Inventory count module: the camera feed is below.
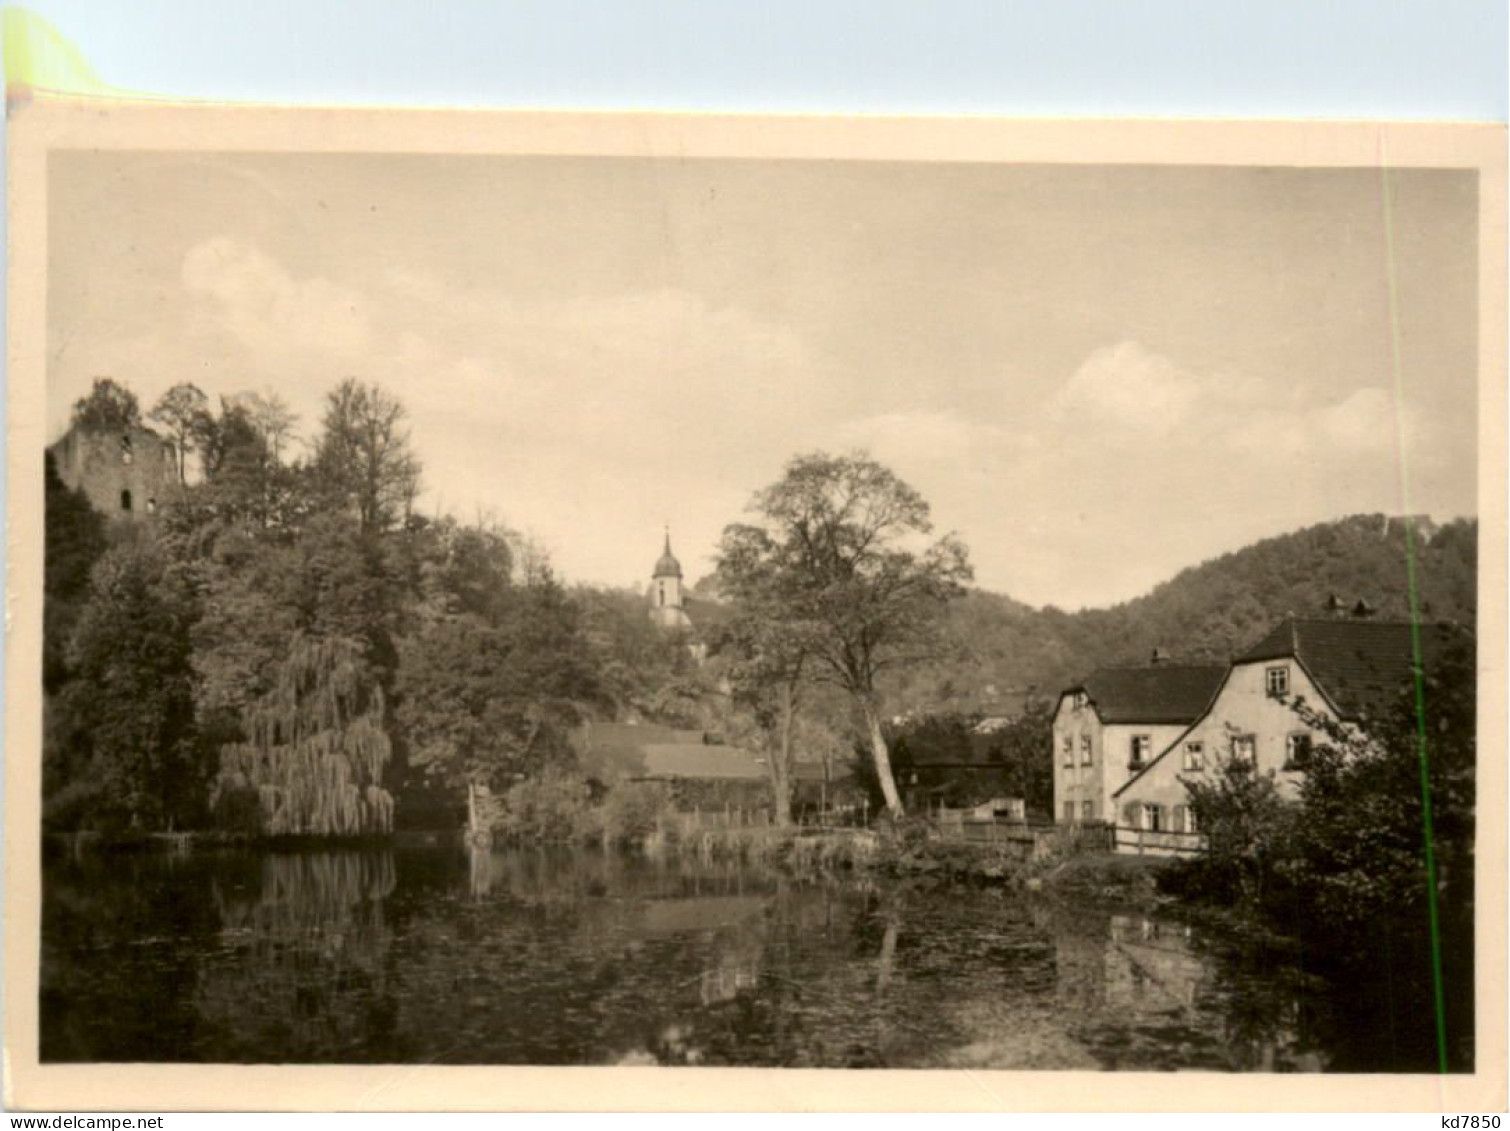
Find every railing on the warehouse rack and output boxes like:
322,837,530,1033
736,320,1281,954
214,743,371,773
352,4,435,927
932,813,1109,853
1112,825,1208,856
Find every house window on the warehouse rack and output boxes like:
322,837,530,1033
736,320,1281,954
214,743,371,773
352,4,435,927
1231,735,1256,764
146,497,157,515
1129,734,1152,767
1061,736,1074,767
120,434,134,465
1073,691,1087,710
1182,741,1205,771
1285,732,1313,770
1081,800,1094,821
1266,666,1290,696
120,489,132,512
1141,803,1163,832
1174,804,1198,834
1063,801,1075,823
1079,735,1093,766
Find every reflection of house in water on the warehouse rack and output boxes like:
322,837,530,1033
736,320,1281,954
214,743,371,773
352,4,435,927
1049,909,1206,1017
1103,914,1206,1012
1051,910,1327,1071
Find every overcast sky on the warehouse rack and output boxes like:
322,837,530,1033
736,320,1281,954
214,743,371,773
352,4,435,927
48,152,1477,609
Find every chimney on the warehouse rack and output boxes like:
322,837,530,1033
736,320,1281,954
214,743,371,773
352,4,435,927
1150,647,1172,665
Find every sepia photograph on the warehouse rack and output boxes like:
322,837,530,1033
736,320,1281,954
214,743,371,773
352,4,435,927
5,106,1505,1111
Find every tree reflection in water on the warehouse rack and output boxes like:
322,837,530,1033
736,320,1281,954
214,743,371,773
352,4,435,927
43,846,1364,1068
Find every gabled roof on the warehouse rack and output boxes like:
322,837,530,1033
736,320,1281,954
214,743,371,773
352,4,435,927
1065,665,1227,725
1236,617,1464,720
1114,615,1466,799
571,722,771,781
636,744,767,780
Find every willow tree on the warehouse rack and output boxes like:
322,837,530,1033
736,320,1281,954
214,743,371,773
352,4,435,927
716,452,972,818
213,633,395,836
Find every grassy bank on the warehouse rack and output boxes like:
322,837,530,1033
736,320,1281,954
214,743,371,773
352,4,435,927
637,819,1180,904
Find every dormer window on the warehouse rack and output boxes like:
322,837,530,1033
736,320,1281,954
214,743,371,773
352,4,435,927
1265,666,1290,696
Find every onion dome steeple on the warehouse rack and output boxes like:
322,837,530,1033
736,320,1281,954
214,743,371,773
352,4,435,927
653,527,683,580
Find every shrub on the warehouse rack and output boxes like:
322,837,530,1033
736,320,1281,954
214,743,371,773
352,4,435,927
1180,760,1300,908
599,781,676,845
493,770,597,843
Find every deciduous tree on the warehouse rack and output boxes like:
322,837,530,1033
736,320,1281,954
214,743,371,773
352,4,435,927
397,566,604,833
71,377,141,432
716,451,972,817
43,452,108,695
52,540,203,831
148,382,210,483
708,614,821,825
312,379,421,534
232,387,299,464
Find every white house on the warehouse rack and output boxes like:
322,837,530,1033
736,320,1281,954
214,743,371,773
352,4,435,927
1112,616,1464,852
1051,658,1226,825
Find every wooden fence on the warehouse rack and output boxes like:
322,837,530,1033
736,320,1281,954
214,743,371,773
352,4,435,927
930,814,1208,857
931,811,1114,855
1111,825,1208,856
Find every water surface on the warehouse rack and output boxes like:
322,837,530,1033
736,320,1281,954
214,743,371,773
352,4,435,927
42,846,1374,1069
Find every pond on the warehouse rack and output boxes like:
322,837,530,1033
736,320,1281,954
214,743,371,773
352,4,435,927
39,845,1405,1070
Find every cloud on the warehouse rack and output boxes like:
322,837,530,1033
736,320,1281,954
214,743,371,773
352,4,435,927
724,339,1439,608
55,237,1459,608
1046,340,1206,436
166,237,838,463
181,237,372,357
69,238,846,588
978,341,1435,605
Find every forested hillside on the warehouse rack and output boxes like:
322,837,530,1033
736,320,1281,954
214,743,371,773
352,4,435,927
883,514,1478,713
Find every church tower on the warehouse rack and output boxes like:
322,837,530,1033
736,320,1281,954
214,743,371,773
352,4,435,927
648,528,692,629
